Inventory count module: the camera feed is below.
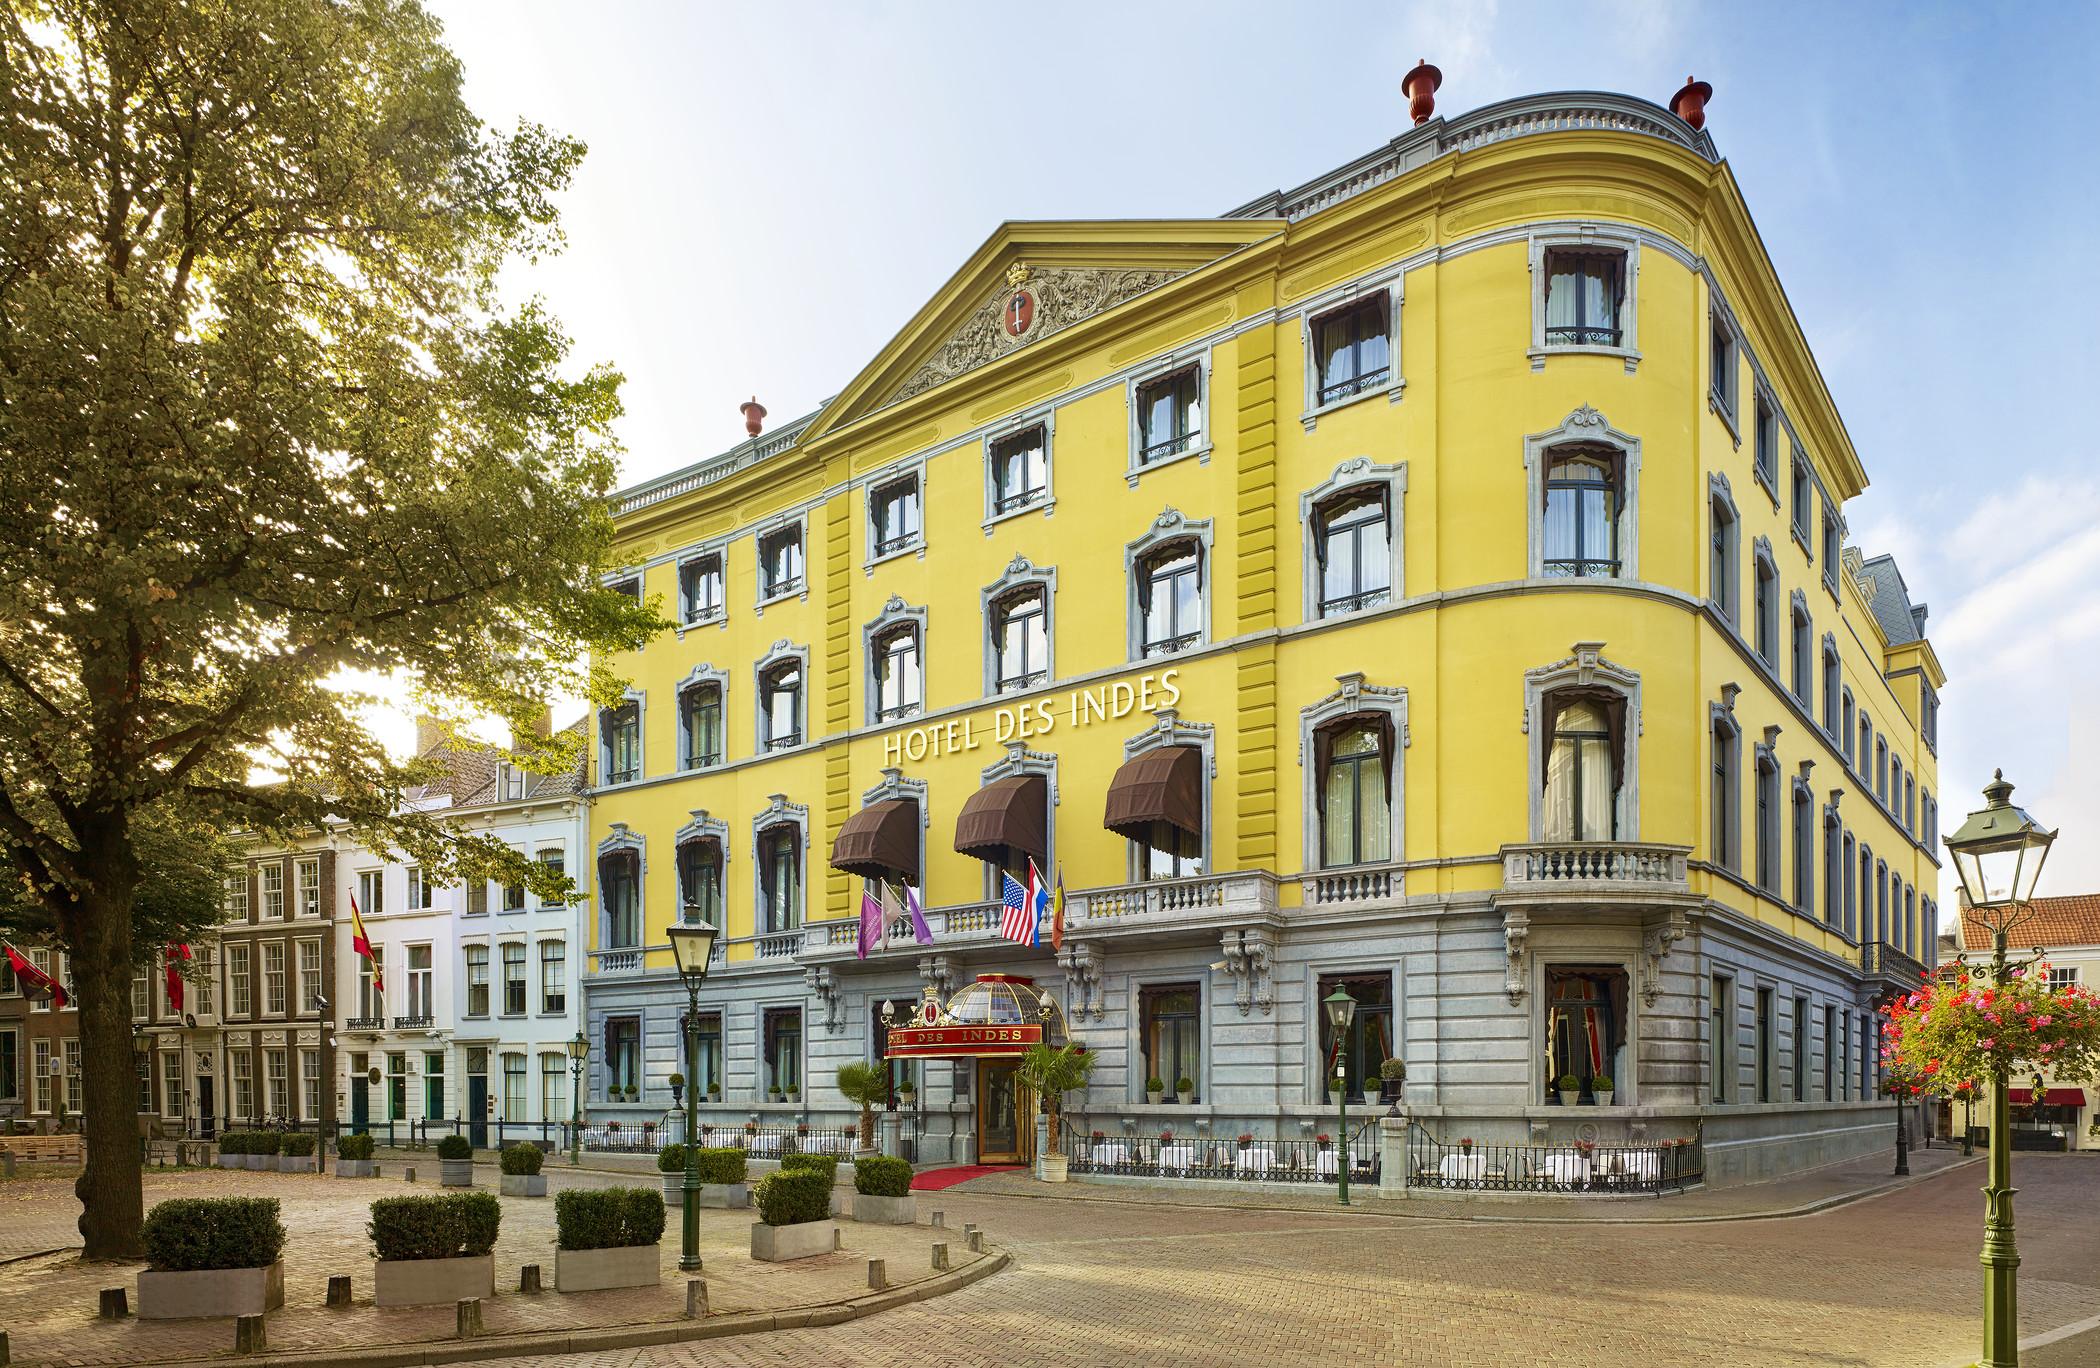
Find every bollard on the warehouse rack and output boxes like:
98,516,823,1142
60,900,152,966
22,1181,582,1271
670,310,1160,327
867,1258,886,1291
99,1286,129,1319
0,1328,9,1365
967,1229,984,1253
685,1279,708,1319
2,1151,15,1178
931,1242,949,1271
518,1264,542,1294
832,1226,843,1251
326,1275,352,1307
930,1209,944,1227
455,1297,483,1338
234,1314,266,1354
403,1167,415,1183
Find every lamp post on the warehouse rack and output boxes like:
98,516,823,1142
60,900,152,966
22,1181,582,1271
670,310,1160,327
565,1029,588,1167
1964,1090,1975,1157
1944,770,2057,1368
667,917,719,1274
1323,986,1356,1206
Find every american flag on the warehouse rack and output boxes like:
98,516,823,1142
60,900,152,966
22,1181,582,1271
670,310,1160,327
998,871,1039,948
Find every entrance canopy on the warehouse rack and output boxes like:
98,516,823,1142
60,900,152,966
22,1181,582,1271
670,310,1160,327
954,774,1047,869
884,973,1070,1058
1102,745,1201,842
2036,1087,2087,1107
830,797,919,884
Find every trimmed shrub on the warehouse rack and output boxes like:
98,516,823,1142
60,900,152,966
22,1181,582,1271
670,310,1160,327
692,1147,747,1185
554,1186,665,1251
435,1133,472,1160
853,1155,912,1198
216,1131,248,1155
337,1132,375,1161
779,1152,837,1186
250,1130,283,1156
368,1192,502,1262
142,1197,286,1271
655,1143,686,1174
753,1168,831,1227
281,1133,316,1157
500,1143,544,1176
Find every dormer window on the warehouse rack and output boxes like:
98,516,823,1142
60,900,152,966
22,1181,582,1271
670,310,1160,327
1311,296,1391,405
759,524,803,601
679,554,723,624
1542,249,1624,347
496,763,526,802
1134,365,1203,466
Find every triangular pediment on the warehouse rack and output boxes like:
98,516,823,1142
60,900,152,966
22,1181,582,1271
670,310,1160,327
799,219,1280,445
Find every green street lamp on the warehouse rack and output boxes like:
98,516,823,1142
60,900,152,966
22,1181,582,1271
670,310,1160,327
667,916,719,1274
566,1029,589,1167
1944,770,2057,1368
1323,986,1357,1206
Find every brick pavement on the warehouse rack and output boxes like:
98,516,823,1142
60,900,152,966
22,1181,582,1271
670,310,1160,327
0,1163,984,1367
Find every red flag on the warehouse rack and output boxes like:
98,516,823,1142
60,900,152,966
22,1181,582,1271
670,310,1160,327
5,944,68,1009
164,942,192,1013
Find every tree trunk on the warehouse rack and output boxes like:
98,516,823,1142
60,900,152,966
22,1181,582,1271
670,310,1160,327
63,829,144,1260
859,1103,873,1149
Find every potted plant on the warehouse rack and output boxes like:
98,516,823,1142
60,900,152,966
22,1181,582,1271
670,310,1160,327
767,1085,783,1104
896,1079,916,1105
1235,1132,1253,1150
1315,1133,1332,1151
784,1076,800,1104
437,1133,474,1187
1016,1041,1096,1184
749,1166,834,1262
1175,1075,1195,1105
781,1151,843,1214
668,1071,686,1105
606,1119,622,1136
499,1142,546,1197
335,1131,378,1178
278,1132,317,1172
850,1154,915,1224
656,1143,688,1205
215,1131,245,1169
1592,1073,1616,1107
689,1145,749,1208
1378,1057,1407,1104
369,1192,500,1306
1158,1129,1175,1145
836,1061,887,1156
136,1196,286,1319
553,1187,665,1292
1145,1075,1166,1105
247,1130,282,1171
1557,1074,1581,1107
707,1080,722,1100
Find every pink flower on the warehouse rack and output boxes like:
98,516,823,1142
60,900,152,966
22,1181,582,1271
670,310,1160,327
1979,1039,1995,1050
2034,1015,2054,1027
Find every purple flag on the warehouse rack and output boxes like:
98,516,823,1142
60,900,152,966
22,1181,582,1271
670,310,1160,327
905,883,933,946
857,889,882,960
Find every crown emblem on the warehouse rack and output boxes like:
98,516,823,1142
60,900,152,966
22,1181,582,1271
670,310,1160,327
1005,261,1032,287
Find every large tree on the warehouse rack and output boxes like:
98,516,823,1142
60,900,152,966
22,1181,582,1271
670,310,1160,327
0,0,655,1256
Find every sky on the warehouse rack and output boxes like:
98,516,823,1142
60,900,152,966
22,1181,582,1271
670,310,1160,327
423,0,2100,920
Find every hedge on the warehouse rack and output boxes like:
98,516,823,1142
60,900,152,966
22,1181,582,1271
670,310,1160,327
250,1130,283,1156
143,1197,286,1271
853,1155,912,1198
553,1186,665,1251
500,1143,544,1176
693,1147,747,1185
779,1152,837,1185
337,1132,375,1161
216,1131,247,1155
753,1169,831,1227
435,1133,472,1160
655,1143,685,1173
281,1133,316,1157
368,1192,501,1262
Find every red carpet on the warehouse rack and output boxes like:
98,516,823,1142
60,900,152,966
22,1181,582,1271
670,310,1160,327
911,1164,1024,1191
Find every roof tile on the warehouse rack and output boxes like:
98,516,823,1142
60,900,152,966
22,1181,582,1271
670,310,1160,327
1957,894,2100,952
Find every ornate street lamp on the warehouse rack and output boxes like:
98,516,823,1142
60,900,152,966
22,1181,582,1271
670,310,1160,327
565,1029,589,1167
1323,986,1357,1206
1944,770,2057,1368
667,916,719,1273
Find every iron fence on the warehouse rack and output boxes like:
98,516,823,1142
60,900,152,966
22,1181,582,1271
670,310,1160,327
1062,1123,1381,1184
1402,1124,1702,1196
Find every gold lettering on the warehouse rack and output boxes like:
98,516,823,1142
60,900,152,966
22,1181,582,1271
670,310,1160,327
1138,675,1156,712
963,717,978,751
943,719,962,755
1034,698,1055,735
883,731,902,767
994,707,1017,744
1082,687,1106,724
1160,667,1181,708
1110,679,1135,719
904,728,929,762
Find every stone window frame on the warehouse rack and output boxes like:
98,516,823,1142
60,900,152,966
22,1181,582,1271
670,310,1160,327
862,594,929,726
1753,728,1782,895
1524,954,1641,1107
597,688,646,790
1789,589,1812,702
1306,961,1402,1105
1526,225,1641,372
750,795,811,935
1789,444,1814,556
1709,690,1742,874
1708,473,1740,623
1119,709,1218,882
594,823,647,953
864,458,928,573
1820,500,1842,602
1840,687,1857,769
1790,768,1817,918
673,544,729,639
1822,792,1845,933
1124,345,1214,486
1751,536,1779,666
753,510,810,614
1300,456,1407,623
1820,633,1841,738
673,810,729,927
982,407,1057,532
674,663,728,772
1751,388,1782,508
1523,404,1641,582
1522,642,1642,844
1298,673,1408,874
1128,973,1212,1103
754,640,810,754
980,555,1058,697
1124,506,1214,663
1299,271,1406,428
1708,300,1741,441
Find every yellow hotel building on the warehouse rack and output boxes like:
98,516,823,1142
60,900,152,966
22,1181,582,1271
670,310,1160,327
585,80,1944,1187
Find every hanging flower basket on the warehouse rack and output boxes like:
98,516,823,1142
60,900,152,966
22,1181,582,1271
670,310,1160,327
1882,962,2100,1100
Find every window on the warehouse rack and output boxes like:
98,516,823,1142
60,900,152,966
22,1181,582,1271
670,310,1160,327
541,1053,566,1122
601,850,639,948
1842,832,1858,938
764,1008,802,1096
229,1051,252,1120
226,869,249,921
605,1017,640,1094
535,847,564,907
689,1010,723,1095
260,864,284,919
133,974,149,1020
134,1049,151,1112
1710,975,1733,1103
1790,449,1811,540
502,943,526,1015
496,762,526,801
679,680,723,769
1905,775,1916,835
297,939,323,1014
759,523,803,600
1823,1004,1837,1102
1140,985,1201,1099
31,1039,50,1113
296,858,321,918
29,949,58,1013
1541,249,1623,348
1875,736,1888,805
301,1048,320,1120
262,942,287,1015
540,941,566,1014
1824,811,1842,930
600,700,640,785
1821,505,1840,588
989,425,1048,515
677,838,723,927
1316,973,1393,1102
503,1052,526,1119
1756,987,1775,1103
1312,487,1392,616
1922,685,1940,751
355,945,381,1019
606,576,640,604
1841,692,1856,767
1134,364,1202,466
1791,995,1812,1103
1711,715,1739,872
1310,295,1392,404
760,659,802,750
1541,448,1621,578
1136,820,1202,881
1319,720,1392,867
467,879,488,917
990,587,1048,693
1754,394,1779,491
406,944,433,1019
265,1047,287,1119
870,475,921,558
160,1049,182,1118
1543,693,1621,842
1709,486,1738,619
500,866,525,913
679,553,723,624
1753,546,1778,664
1790,600,1811,701
1710,316,1737,420
872,624,922,722
1136,541,1203,657
1792,785,1814,915
758,825,801,933
1754,751,1779,893
1859,1014,1872,1099
384,1051,407,1119
63,1040,83,1112
405,866,433,910
0,1028,13,1101
2048,966,2080,990
464,944,490,1017
1544,966,1627,1102
1821,640,1840,734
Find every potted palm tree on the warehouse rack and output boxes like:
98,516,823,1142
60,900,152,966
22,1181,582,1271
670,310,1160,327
835,1061,886,1157
1016,1041,1096,1184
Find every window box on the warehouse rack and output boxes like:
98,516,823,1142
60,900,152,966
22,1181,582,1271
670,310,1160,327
137,1262,285,1320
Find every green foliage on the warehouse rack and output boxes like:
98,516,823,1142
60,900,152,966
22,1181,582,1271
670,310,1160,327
280,1133,316,1157
1017,1043,1098,1148
500,1143,543,1176
1557,1075,1580,1091
1378,1058,1408,1082
1145,1076,1165,1093
655,1143,685,1173
250,1131,283,1156
691,1147,747,1185
753,1169,831,1227
835,1060,886,1147
1174,1076,1194,1093
1590,1074,1614,1091
553,1187,664,1251
1883,968,2100,1096
337,1133,375,1161
853,1156,912,1198
142,1197,285,1272
780,1152,838,1185
436,1134,472,1160
368,1193,501,1262
216,1131,247,1155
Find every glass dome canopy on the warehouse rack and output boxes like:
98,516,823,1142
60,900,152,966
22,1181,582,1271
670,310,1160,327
940,974,1069,1046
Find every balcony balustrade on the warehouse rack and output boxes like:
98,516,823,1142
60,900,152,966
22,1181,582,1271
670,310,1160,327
1301,861,1405,909
591,948,645,975
392,1014,434,1030
344,1015,384,1032
1861,939,1928,986
1500,841,1691,895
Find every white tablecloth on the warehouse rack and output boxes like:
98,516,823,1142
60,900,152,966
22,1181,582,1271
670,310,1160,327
746,1133,783,1157
1091,1142,1129,1166
1437,1153,1491,1183
1603,1151,1660,1182
1314,1149,1340,1179
1233,1147,1275,1176
1158,1143,1198,1173
1536,1152,1592,1187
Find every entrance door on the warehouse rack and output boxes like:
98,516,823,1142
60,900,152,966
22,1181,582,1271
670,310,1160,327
468,1073,489,1148
195,1076,216,1139
350,1077,369,1133
976,1060,1032,1164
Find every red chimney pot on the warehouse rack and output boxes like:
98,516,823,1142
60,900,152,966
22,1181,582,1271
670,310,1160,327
740,397,767,437
1671,76,1713,130
1402,59,1443,126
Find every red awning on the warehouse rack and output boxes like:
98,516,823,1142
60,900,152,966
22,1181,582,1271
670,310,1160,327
2038,1088,2087,1107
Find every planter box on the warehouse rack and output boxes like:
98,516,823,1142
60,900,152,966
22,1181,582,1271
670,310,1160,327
216,1154,242,1170
699,1181,748,1209
440,1158,474,1187
243,1154,270,1171
373,1254,494,1307
137,1261,284,1320
554,1243,661,1292
335,1159,379,1178
750,1218,836,1262
853,1192,916,1224
1037,1154,1069,1184
500,1173,547,1197
661,1173,686,1206
277,1154,315,1173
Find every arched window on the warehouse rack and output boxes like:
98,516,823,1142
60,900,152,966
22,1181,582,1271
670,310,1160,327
1543,694,1620,841
1312,487,1392,616
1541,448,1621,578
1709,481,1739,620
599,849,639,949
1318,720,1392,867
990,586,1048,692
1137,540,1203,657
600,700,640,786
760,660,802,750
676,838,722,927
1710,713,1739,871
1754,748,1780,893
871,623,922,722
757,825,801,933
678,680,722,770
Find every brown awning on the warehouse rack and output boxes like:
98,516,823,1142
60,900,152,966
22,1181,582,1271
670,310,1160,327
954,774,1047,869
830,798,920,884
1103,746,1202,842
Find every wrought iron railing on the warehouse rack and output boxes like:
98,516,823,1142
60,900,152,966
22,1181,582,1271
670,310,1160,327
1063,1123,1381,1184
1139,431,1198,464
392,1014,433,1030
1142,631,1200,658
1402,1123,1702,1196
1318,367,1391,404
993,486,1046,515
874,532,918,557
1862,940,1927,984
344,1016,384,1032
1544,325,1623,347
1318,586,1392,616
